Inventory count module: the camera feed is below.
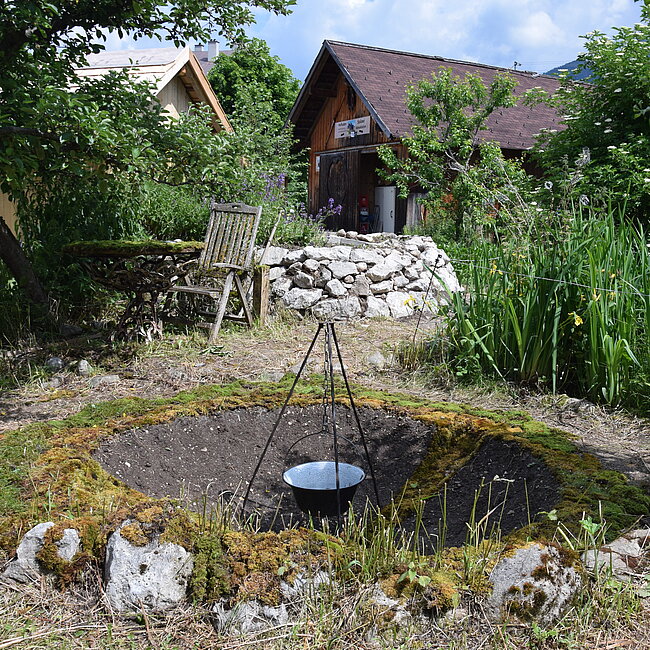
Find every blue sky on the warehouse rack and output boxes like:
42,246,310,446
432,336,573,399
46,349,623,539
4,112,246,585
106,0,645,81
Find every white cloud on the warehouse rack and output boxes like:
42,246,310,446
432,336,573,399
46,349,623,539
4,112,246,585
513,11,565,48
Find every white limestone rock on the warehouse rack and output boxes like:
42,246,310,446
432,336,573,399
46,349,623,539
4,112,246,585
269,266,285,281
487,543,582,625
211,600,289,634
304,245,351,262
370,280,393,294
366,259,402,282
385,292,414,318
312,297,362,321
259,246,289,266
282,249,306,265
282,288,323,310
393,273,409,288
271,277,293,297
104,522,193,613
350,248,384,265
406,276,432,292
325,279,347,297
1,522,81,584
280,571,330,600
365,296,391,318
329,261,358,279
293,271,315,289
303,258,320,273
350,276,371,297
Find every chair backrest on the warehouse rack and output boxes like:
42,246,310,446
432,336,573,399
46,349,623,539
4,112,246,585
198,202,262,270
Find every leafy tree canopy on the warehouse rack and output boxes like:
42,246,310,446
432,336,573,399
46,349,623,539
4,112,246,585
0,1,295,200
530,5,650,218
378,68,525,240
0,0,295,311
207,37,300,131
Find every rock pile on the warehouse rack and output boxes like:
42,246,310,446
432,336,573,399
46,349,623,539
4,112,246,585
258,233,461,320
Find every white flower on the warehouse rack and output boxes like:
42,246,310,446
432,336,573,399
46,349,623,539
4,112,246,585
605,118,612,122
604,128,612,133
614,88,622,92
594,122,601,125
607,145,617,150
644,178,650,183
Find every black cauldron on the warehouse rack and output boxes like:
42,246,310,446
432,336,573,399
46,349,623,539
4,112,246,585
283,461,365,517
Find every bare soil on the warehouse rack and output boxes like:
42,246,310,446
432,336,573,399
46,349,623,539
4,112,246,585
93,403,560,546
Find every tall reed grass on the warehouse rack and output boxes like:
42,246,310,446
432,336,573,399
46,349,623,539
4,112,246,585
439,209,650,407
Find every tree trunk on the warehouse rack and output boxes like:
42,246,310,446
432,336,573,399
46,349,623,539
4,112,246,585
0,218,50,309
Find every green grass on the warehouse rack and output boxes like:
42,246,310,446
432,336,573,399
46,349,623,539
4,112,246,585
434,208,650,409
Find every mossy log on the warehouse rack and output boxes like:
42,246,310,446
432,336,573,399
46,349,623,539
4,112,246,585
62,240,204,258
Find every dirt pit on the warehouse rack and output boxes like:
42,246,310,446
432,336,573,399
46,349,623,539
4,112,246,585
94,405,560,547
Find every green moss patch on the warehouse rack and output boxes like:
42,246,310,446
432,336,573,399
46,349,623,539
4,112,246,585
0,378,647,596
62,240,204,258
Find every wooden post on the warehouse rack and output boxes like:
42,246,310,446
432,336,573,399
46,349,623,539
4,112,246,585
252,266,270,326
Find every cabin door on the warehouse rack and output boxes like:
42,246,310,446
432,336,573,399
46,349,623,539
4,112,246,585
375,186,396,233
318,151,359,231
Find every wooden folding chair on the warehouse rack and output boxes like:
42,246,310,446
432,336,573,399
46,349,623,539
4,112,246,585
167,201,262,343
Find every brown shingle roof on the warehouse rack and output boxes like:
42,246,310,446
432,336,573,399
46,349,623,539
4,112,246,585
295,41,563,151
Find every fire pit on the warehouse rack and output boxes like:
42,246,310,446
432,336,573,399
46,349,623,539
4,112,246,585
242,322,380,521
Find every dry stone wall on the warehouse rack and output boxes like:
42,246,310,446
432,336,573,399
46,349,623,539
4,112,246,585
258,232,461,320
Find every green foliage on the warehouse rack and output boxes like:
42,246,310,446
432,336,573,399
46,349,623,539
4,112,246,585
208,37,300,129
378,68,523,240
0,0,295,308
135,182,211,241
436,207,650,407
529,8,650,220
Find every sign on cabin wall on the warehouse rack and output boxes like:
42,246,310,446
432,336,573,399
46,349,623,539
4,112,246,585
334,116,370,140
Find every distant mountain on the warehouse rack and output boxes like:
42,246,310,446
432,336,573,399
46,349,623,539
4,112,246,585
545,60,592,80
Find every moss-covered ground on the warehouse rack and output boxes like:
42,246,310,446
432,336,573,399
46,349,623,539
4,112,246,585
0,377,647,607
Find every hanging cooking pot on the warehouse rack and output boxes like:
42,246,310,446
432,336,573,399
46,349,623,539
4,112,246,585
282,432,365,517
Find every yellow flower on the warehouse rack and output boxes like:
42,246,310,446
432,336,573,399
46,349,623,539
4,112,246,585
570,312,583,326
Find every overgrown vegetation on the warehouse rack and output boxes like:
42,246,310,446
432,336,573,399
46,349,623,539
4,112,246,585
427,208,650,408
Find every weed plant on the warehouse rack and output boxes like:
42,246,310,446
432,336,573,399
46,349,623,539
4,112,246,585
434,207,650,409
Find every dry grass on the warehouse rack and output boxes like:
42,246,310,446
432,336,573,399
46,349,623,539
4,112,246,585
0,575,648,649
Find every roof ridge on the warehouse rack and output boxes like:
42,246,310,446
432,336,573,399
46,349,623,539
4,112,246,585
324,40,553,79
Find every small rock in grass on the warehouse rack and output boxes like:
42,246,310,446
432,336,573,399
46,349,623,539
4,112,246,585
89,374,120,388
77,360,92,377
45,357,65,371
1,522,81,584
487,542,582,625
104,521,193,613
211,600,289,634
365,351,388,369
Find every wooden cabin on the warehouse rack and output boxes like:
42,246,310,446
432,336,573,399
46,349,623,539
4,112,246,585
2,46,231,235
289,41,563,234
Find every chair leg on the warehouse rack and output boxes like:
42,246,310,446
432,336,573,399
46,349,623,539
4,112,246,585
208,272,235,343
234,273,254,326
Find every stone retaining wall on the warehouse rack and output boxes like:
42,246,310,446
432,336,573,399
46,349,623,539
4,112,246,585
258,232,461,320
